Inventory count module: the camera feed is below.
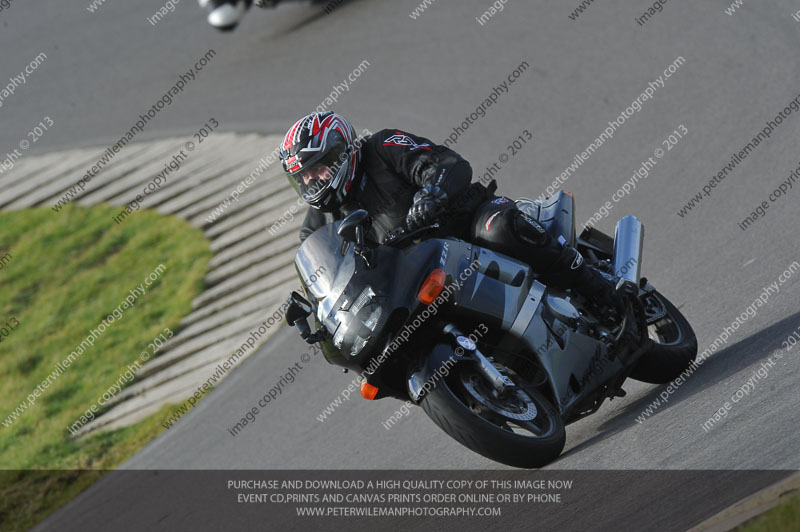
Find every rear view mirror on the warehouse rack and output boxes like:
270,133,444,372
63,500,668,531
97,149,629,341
285,291,312,326
337,209,370,245
285,291,314,340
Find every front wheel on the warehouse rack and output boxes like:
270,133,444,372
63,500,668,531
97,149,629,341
629,290,698,384
418,362,566,469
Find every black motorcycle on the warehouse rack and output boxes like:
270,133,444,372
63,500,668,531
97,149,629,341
285,191,697,468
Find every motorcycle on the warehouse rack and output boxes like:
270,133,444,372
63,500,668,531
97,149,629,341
198,0,333,31
285,191,698,468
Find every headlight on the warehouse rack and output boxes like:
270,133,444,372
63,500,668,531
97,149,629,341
363,306,382,331
334,287,382,357
351,286,375,313
333,324,346,348
350,335,369,357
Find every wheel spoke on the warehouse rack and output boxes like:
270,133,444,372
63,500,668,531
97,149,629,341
648,314,683,346
514,418,551,437
446,360,562,440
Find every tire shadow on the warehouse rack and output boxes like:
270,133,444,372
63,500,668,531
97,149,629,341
560,311,800,458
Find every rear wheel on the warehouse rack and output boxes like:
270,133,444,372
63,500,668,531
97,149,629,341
418,360,566,469
629,290,697,384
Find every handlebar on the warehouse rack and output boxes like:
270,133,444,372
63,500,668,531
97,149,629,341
383,223,441,248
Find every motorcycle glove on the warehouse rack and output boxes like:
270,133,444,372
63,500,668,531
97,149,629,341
406,184,447,231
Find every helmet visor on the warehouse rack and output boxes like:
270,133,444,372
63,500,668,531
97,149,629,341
291,139,348,203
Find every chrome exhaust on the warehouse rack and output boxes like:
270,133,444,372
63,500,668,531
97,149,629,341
613,215,644,284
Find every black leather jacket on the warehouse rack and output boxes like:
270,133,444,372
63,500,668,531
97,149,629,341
299,129,483,243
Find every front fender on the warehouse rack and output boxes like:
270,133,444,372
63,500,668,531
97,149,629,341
407,342,471,403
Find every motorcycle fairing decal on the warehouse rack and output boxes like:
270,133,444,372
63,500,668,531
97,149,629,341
570,252,583,270
383,132,432,151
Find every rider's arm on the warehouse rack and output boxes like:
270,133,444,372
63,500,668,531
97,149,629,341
372,129,473,200
299,208,327,242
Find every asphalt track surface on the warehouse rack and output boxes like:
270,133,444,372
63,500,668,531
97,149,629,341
3,0,799,530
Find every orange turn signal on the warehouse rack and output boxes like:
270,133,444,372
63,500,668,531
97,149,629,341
418,268,446,305
361,381,379,400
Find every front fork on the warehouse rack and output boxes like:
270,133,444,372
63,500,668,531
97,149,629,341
408,324,515,402
442,324,515,394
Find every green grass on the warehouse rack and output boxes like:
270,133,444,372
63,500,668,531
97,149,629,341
737,492,800,532
0,204,212,530
0,403,183,532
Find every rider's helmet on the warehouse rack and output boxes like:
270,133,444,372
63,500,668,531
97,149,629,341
279,112,361,212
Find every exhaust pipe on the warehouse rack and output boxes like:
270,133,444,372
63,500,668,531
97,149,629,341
613,215,644,284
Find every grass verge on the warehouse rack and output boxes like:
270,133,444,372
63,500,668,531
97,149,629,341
0,204,212,530
736,492,800,531
0,403,185,531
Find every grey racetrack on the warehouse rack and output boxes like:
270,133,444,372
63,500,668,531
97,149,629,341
4,0,799,530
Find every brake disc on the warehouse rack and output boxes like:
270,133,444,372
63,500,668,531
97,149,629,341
460,371,538,421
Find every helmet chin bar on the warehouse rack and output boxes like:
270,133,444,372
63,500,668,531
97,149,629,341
302,183,330,205
299,153,353,210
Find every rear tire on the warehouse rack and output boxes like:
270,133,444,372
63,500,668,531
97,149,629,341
419,364,566,469
629,291,697,384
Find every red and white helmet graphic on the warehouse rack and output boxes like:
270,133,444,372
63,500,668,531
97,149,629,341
279,112,361,211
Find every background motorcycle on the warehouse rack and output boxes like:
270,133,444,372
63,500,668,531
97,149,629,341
198,0,334,31
286,191,698,468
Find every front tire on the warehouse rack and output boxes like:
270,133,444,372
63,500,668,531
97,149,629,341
419,363,566,469
629,290,697,384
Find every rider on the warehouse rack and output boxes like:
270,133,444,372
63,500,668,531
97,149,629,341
278,111,622,312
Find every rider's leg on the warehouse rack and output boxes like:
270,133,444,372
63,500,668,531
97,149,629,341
470,197,623,313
